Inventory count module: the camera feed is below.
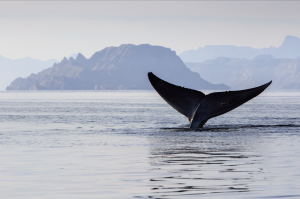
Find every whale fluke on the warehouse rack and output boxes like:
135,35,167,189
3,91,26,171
148,72,272,129
148,72,205,122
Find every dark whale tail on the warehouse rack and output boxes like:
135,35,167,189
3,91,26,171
148,72,272,129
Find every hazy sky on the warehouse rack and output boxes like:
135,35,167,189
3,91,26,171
1,1,300,61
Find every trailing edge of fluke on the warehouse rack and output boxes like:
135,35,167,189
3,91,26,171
148,72,272,129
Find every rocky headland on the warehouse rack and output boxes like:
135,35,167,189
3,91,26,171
6,44,229,90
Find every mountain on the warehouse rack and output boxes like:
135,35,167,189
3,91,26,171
275,36,300,58
0,55,57,91
6,44,229,91
186,55,300,90
180,35,300,63
67,53,78,59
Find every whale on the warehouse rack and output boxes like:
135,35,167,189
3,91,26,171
148,72,272,129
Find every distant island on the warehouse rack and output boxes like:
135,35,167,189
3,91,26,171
186,55,300,90
6,44,229,91
6,35,300,91
0,55,57,91
179,35,300,63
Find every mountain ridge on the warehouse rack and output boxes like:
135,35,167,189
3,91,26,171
0,55,57,91
186,55,300,90
180,35,300,63
7,44,229,91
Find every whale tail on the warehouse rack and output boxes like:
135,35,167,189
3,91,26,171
148,72,272,128
148,72,205,122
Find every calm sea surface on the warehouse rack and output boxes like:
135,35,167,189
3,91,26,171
0,91,300,198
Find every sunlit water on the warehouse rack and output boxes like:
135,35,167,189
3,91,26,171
0,91,300,198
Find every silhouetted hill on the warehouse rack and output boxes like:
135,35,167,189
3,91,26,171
0,55,57,91
7,44,229,91
275,36,300,58
180,35,300,62
186,55,300,90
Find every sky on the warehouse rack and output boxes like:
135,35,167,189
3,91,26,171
0,1,300,61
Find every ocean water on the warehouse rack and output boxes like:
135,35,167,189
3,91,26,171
0,90,300,198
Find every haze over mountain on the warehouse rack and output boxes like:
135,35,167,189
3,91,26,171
68,53,78,60
6,44,229,91
186,55,300,90
180,35,300,63
0,55,57,91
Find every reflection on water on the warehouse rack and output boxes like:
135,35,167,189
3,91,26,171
1,91,300,198
147,128,267,198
